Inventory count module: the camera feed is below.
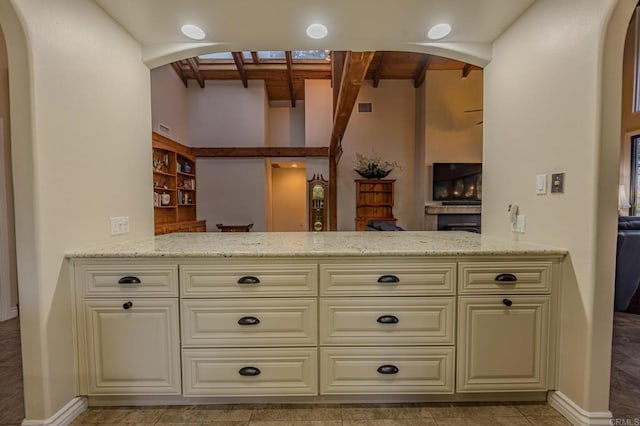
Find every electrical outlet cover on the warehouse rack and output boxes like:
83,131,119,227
551,173,565,193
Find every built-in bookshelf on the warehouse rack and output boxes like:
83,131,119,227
152,132,205,235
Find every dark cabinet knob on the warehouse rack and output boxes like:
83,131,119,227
376,315,399,324
238,316,260,326
122,301,133,310
503,299,513,307
495,273,517,282
237,276,260,284
118,276,141,285
377,275,400,284
377,364,399,375
238,367,261,376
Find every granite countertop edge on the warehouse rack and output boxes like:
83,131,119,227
65,232,569,259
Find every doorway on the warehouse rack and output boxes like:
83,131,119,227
270,161,307,232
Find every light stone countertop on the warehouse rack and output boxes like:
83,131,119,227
65,231,567,258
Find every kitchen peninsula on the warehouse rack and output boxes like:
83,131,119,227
67,231,566,405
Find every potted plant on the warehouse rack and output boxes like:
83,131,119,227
354,152,401,179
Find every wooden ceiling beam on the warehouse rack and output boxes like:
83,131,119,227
187,57,205,88
331,51,346,112
170,62,188,87
285,51,296,108
373,52,385,88
251,51,260,64
231,52,249,88
330,51,375,156
190,146,329,158
462,63,472,78
413,54,432,88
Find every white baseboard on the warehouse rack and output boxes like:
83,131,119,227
548,391,612,425
22,397,87,426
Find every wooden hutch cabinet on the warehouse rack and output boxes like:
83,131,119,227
152,132,206,235
355,179,396,231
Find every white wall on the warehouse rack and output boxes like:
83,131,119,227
269,101,305,147
187,80,266,147
305,80,332,148
483,0,630,412
151,64,188,143
197,158,267,231
0,25,17,312
188,80,268,230
1,0,153,420
425,70,483,201
339,80,417,230
271,167,307,231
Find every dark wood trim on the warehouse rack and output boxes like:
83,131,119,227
329,155,338,231
462,63,472,78
170,62,188,87
285,51,296,107
373,52,385,88
190,147,330,158
231,52,249,88
330,51,375,155
413,54,432,88
331,51,346,112
251,51,260,64
187,57,205,88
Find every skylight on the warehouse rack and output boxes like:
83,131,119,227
257,51,286,60
292,50,329,60
198,51,253,61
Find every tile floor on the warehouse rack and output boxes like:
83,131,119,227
71,402,569,426
0,317,23,426
3,312,640,424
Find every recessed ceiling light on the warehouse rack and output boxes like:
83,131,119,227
427,23,452,40
306,23,328,39
181,24,206,40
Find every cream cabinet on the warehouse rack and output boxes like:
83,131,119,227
72,254,561,402
73,260,181,396
457,295,550,392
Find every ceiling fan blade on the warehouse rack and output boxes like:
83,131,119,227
464,108,483,113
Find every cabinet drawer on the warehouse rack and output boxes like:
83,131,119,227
320,347,454,395
319,297,454,346
182,348,318,396
320,262,456,296
83,299,181,395
181,298,317,347
180,263,317,298
75,261,178,298
457,295,550,392
458,261,552,294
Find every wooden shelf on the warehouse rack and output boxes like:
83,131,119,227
153,132,205,235
355,179,396,231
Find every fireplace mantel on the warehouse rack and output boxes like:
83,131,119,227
424,205,482,231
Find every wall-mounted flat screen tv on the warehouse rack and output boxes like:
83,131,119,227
432,163,482,203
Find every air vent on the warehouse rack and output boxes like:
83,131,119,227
158,123,171,135
358,102,372,113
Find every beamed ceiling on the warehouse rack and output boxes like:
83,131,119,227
171,51,481,104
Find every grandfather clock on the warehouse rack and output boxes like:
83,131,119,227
307,174,329,231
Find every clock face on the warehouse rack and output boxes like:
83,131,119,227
312,184,325,200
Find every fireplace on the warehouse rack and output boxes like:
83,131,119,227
436,213,481,233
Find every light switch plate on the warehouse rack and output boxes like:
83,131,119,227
110,217,129,235
536,174,547,195
551,173,565,193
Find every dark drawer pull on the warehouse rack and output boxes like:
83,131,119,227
377,364,399,375
238,316,260,326
122,301,133,310
118,276,141,285
238,366,261,376
495,273,517,282
377,315,399,324
237,276,260,284
503,298,513,307
377,275,400,284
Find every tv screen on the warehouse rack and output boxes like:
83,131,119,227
432,163,482,202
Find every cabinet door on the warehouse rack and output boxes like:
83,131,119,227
84,299,181,395
457,295,550,392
